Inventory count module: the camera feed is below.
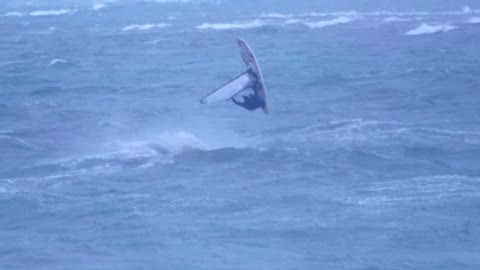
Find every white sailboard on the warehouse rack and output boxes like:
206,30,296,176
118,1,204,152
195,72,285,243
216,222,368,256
200,39,268,114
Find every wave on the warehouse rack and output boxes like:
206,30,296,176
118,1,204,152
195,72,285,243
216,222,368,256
261,7,480,20
467,17,480,24
3,11,26,17
197,19,265,30
383,16,411,22
285,119,480,146
287,119,408,143
285,19,302,25
85,132,209,168
351,175,480,206
151,0,190,2
305,11,359,17
1,131,257,183
0,135,36,150
405,23,456,35
92,3,107,11
260,12,293,18
49,58,69,66
4,132,210,182
85,132,209,167
304,16,355,29
463,5,473,14
305,10,428,17
122,23,170,31
29,9,76,17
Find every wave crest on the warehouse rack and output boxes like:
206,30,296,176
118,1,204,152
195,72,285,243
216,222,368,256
122,23,170,31
468,17,480,24
3,11,26,17
304,16,355,29
197,20,264,30
49,58,69,66
405,23,456,35
30,9,76,17
260,13,293,18
92,3,107,11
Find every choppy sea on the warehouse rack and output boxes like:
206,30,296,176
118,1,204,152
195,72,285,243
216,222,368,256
1,1,480,269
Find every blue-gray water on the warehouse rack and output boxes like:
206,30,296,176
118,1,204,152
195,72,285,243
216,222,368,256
1,1,480,269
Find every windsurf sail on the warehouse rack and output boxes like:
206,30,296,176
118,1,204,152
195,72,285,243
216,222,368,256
200,39,268,114
200,72,253,104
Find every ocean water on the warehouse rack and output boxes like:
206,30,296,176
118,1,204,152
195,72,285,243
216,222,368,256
1,1,480,269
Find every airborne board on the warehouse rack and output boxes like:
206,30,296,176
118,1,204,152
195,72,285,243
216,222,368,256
199,39,268,114
236,38,268,114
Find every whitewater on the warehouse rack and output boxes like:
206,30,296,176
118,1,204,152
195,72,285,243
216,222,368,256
1,1,480,269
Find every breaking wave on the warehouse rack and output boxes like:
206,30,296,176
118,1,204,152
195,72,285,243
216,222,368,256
94,132,209,168
349,175,480,206
468,17,480,24
197,19,265,30
284,119,480,146
122,23,171,31
29,9,76,17
3,11,26,17
285,19,301,24
261,7,480,20
405,23,456,35
383,16,411,22
3,132,212,182
92,3,107,11
304,16,355,29
151,0,190,2
49,58,69,66
260,12,293,18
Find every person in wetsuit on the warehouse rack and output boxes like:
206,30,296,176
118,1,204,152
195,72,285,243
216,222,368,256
231,70,265,111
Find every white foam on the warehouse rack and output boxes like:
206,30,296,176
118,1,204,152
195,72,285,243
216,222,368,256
122,23,170,31
30,9,75,17
305,10,359,17
285,19,302,24
290,9,480,18
261,12,293,18
4,11,26,17
355,175,480,206
49,58,68,66
304,16,354,29
92,3,107,10
463,6,473,14
145,38,166,45
155,131,207,154
383,16,410,22
197,19,265,30
153,0,190,2
405,23,456,35
468,17,480,24
100,131,208,167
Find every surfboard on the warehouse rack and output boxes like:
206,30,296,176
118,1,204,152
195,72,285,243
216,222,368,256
200,39,268,114
236,38,268,114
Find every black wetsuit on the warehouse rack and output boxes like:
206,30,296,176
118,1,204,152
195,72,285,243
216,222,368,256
232,70,265,111
232,93,265,111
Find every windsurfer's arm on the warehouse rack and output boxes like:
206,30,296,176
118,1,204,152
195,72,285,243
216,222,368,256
232,97,241,105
